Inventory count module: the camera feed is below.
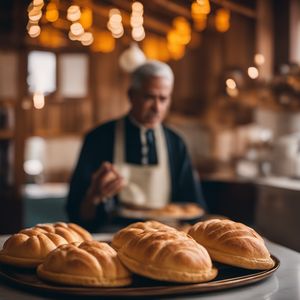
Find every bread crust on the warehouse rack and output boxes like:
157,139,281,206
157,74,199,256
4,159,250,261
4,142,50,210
37,241,132,287
0,222,92,268
115,224,217,283
111,220,176,250
188,219,275,270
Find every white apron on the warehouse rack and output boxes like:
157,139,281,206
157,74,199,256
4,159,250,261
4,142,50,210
114,119,170,209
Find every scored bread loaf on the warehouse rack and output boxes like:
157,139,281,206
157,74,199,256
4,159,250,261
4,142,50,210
117,228,217,283
111,220,177,250
0,222,92,268
37,240,132,287
188,219,275,270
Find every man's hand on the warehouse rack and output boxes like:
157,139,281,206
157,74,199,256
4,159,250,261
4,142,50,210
87,162,125,205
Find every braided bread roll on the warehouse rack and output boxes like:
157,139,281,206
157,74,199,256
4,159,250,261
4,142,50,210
37,241,132,287
111,220,177,250
188,219,275,270
117,228,217,283
0,222,92,268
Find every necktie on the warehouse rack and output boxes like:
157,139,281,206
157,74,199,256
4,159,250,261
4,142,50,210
141,129,157,165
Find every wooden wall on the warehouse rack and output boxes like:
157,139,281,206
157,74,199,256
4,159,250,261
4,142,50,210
89,12,256,126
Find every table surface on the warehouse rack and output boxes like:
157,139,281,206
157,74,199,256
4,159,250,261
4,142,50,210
0,234,299,300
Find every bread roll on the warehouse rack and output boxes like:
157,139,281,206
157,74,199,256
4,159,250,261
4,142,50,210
117,229,217,283
111,220,176,250
0,222,92,268
153,203,204,218
37,241,132,287
188,219,275,270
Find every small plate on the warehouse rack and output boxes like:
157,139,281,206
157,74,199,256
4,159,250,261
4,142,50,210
117,203,205,223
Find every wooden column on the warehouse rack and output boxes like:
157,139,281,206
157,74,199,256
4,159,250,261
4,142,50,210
256,0,274,80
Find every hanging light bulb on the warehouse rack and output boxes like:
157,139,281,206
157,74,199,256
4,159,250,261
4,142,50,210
28,24,41,38
70,22,84,36
191,2,207,31
215,8,230,32
108,8,124,39
254,53,265,66
248,67,259,79
67,5,81,22
45,2,59,23
119,43,146,73
196,0,211,15
33,92,45,109
80,8,93,29
79,32,94,46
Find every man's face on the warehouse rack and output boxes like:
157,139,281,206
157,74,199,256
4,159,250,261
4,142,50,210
129,76,173,128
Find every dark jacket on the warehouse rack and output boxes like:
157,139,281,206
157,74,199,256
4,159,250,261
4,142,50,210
66,116,206,231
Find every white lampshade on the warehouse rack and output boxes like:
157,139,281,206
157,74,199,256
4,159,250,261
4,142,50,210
119,43,146,73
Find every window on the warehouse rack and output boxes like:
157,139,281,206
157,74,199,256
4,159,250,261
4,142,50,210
27,51,56,94
59,53,88,98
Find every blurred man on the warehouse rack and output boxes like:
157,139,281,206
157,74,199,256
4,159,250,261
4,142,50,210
66,60,206,231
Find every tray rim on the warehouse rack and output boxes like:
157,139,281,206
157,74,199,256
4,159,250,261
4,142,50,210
0,255,280,297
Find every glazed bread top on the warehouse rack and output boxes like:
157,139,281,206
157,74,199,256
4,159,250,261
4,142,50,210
0,222,92,268
117,228,217,283
111,220,177,250
37,240,132,287
188,219,275,270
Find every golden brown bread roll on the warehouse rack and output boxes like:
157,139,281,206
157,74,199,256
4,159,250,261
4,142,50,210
0,222,92,268
37,240,132,287
188,219,275,270
111,220,177,250
153,203,204,218
117,229,217,283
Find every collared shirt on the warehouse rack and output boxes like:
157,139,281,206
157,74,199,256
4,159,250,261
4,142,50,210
125,117,158,165
66,115,207,231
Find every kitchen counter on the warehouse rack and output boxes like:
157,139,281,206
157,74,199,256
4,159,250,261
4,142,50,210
0,234,299,300
203,172,300,191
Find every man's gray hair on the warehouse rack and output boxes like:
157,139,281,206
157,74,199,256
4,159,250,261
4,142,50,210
130,60,174,90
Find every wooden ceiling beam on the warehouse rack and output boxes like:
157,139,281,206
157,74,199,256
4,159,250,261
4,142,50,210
210,0,257,19
151,0,191,19
149,0,256,19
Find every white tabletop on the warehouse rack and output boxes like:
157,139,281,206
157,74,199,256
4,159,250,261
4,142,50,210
0,234,299,300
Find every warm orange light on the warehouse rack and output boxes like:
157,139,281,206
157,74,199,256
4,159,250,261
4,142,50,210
39,28,66,47
167,29,181,45
143,37,170,62
194,17,207,31
143,37,158,60
80,8,93,29
215,8,230,32
191,2,208,31
91,31,116,53
196,0,211,14
45,3,59,23
168,43,185,60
